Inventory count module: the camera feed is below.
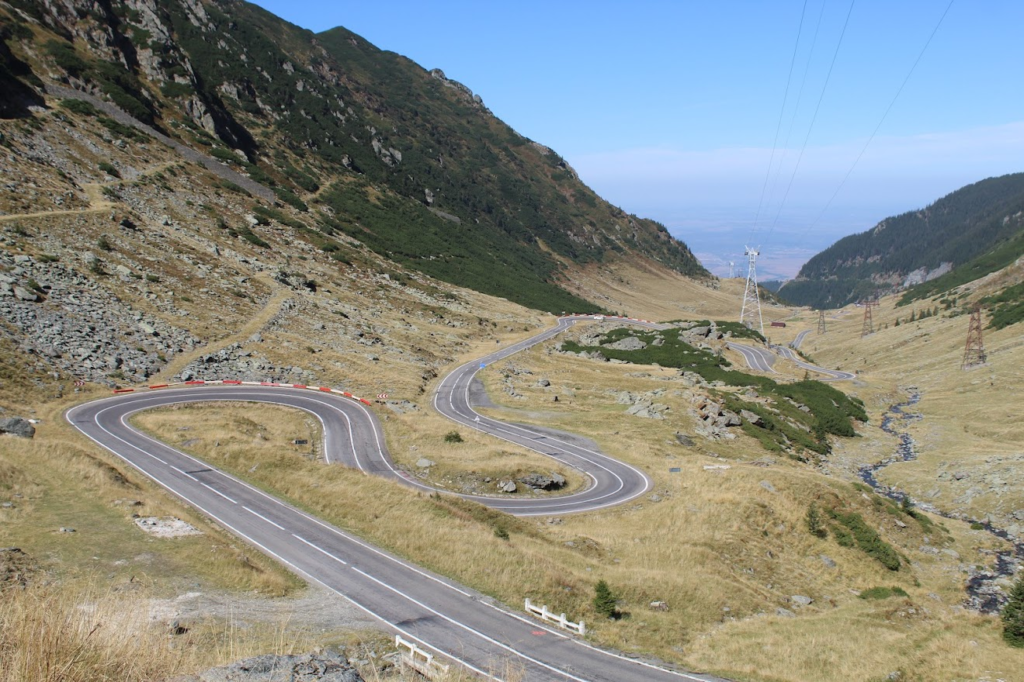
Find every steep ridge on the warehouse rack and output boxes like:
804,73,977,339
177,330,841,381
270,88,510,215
781,173,1024,309
0,0,709,313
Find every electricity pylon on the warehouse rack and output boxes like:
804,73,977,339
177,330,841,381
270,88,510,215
739,246,764,338
861,299,879,337
817,309,826,335
962,305,987,369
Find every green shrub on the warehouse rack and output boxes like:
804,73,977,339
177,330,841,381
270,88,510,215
1004,576,1024,647
96,235,113,252
145,274,160,283
443,431,463,444
859,586,909,600
806,503,828,538
98,162,120,178
828,509,901,571
59,99,98,116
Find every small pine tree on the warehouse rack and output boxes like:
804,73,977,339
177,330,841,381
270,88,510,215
593,579,618,619
806,503,828,538
1003,575,1024,647
909,310,916,322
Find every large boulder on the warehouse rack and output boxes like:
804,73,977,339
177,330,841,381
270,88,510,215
0,417,35,439
605,336,647,351
519,472,567,491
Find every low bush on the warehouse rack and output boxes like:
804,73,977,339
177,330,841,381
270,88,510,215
859,586,909,600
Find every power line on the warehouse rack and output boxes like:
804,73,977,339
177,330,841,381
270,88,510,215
763,0,857,246
750,0,809,241
807,0,955,230
761,0,828,237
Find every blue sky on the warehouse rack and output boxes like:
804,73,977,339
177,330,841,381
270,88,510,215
251,1,1024,279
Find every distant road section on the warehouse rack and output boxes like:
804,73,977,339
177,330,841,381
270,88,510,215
730,335,855,382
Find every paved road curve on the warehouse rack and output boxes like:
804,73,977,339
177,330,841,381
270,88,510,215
66,317,722,682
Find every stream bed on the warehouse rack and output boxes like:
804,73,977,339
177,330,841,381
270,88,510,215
858,389,1022,614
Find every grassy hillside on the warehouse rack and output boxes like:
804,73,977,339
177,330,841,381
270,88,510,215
0,0,708,313
781,173,1024,309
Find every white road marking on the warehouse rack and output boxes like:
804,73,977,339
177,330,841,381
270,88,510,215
292,533,348,565
243,505,285,529
170,464,197,481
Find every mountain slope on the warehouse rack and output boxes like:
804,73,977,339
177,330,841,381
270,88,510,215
780,173,1024,309
0,0,708,313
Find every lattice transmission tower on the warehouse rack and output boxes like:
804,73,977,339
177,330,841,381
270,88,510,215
739,246,764,338
961,305,987,369
861,299,879,337
817,309,826,335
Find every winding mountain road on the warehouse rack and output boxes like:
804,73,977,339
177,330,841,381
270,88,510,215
66,316,720,682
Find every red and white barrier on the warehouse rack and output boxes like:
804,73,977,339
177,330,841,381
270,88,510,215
110,377,381,408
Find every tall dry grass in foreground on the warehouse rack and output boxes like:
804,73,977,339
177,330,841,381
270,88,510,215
0,583,343,682
0,584,202,682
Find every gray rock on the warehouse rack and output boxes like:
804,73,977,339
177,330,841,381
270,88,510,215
12,286,38,302
675,432,696,447
820,555,836,568
415,458,435,469
775,607,795,618
169,651,363,682
740,409,763,426
649,600,669,611
790,595,813,607
537,378,551,387
759,480,776,493
519,472,566,491
606,336,647,351
497,480,517,493
0,417,34,438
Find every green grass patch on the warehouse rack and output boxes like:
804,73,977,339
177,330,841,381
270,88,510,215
827,509,902,571
562,326,866,455
859,586,909,600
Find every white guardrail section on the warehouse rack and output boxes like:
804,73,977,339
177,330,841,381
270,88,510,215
395,635,450,679
524,598,586,635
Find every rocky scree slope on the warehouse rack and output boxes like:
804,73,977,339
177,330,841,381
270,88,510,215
1,0,709,314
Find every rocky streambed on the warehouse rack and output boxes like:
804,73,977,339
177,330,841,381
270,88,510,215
859,389,1023,613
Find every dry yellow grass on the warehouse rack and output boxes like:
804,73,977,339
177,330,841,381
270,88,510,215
128,387,1022,681
774,293,1024,534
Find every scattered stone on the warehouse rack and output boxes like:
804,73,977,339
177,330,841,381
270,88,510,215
169,650,364,682
537,378,551,387
675,432,696,447
134,517,203,538
820,555,837,568
59,527,76,533
415,458,435,469
497,480,517,493
0,417,35,438
649,600,669,611
790,595,813,607
775,607,795,618
759,480,776,493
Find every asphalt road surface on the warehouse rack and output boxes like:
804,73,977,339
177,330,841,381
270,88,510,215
66,316,723,682
726,342,778,373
